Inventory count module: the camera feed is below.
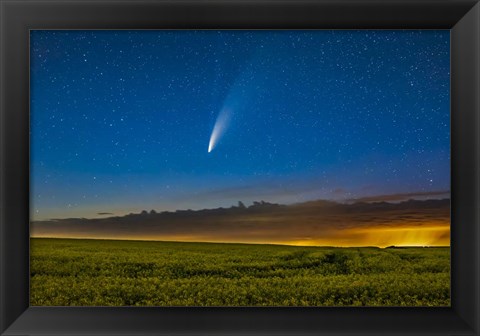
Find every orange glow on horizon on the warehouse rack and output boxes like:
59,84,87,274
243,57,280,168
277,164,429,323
31,224,450,248
279,225,450,247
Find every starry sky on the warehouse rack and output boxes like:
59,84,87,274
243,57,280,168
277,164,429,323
30,30,450,220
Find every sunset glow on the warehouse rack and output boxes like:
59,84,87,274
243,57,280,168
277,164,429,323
32,226,450,248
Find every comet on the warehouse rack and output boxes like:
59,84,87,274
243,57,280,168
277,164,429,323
207,56,258,153
208,108,232,153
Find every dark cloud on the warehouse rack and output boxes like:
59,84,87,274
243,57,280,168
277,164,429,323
347,190,450,203
31,198,450,247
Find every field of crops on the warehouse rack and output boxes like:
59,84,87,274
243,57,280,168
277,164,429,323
30,238,450,306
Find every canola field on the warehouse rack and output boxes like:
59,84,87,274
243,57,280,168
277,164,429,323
30,238,450,306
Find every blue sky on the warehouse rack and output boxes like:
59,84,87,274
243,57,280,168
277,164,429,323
30,30,450,219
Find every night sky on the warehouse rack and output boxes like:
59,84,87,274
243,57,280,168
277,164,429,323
30,30,450,220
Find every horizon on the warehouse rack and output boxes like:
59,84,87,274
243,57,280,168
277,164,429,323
29,236,451,249
31,196,451,247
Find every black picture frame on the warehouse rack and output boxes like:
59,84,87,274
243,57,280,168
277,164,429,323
1,0,479,335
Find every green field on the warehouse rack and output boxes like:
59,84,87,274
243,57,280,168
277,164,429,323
30,238,450,306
